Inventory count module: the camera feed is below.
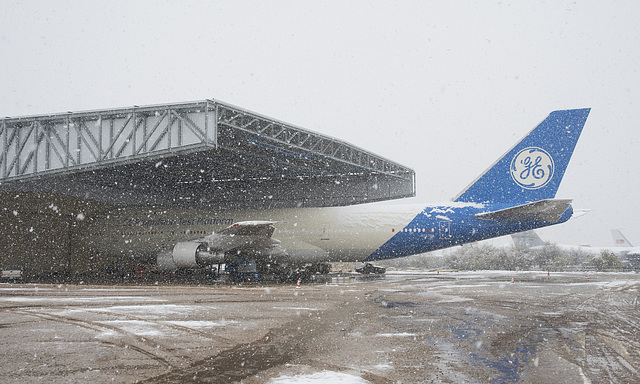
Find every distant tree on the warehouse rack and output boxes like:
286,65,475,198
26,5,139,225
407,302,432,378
444,246,473,270
467,244,493,270
383,252,447,269
566,248,592,267
441,242,606,272
547,252,572,272
587,250,623,271
531,244,564,270
444,244,529,271
510,245,536,270
602,250,623,270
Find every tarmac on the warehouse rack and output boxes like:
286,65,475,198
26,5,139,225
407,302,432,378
1,271,639,383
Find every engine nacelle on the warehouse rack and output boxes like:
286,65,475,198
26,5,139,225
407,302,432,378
158,241,225,270
172,241,204,268
157,250,178,271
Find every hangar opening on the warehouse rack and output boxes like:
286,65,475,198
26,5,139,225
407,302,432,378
0,99,415,280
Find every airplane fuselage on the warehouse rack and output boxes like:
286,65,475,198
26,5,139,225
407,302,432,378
82,200,573,265
79,108,589,274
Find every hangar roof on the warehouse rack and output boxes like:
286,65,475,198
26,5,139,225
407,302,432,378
0,100,415,209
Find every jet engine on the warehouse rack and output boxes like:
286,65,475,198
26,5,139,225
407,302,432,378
157,241,225,271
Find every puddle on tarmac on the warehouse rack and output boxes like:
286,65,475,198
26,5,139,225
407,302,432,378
145,339,301,383
380,300,537,383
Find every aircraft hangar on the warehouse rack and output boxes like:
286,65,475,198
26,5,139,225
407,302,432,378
0,99,415,279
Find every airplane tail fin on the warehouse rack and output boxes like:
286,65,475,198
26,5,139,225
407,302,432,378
454,109,590,203
611,229,634,247
511,230,546,248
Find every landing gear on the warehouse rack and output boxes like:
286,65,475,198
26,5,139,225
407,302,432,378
224,259,332,283
225,258,262,282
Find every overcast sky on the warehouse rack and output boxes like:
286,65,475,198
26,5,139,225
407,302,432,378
1,1,639,248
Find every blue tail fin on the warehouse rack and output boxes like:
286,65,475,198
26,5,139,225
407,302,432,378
454,108,590,203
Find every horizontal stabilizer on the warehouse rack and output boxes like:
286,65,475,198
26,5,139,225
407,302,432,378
570,209,591,220
475,199,572,223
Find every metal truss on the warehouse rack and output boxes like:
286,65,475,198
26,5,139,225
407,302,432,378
0,99,413,182
215,102,410,176
0,101,217,181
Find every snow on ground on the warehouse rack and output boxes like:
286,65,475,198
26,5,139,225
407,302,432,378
267,370,370,384
1,271,639,382
598,280,640,291
98,320,168,337
165,320,238,328
86,304,203,316
375,332,418,338
0,296,164,303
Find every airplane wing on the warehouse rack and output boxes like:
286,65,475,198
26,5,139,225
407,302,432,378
475,199,572,223
206,221,282,254
217,221,277,237
162,221,286,270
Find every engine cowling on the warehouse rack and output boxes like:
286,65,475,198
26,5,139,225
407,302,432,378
158,241,225,270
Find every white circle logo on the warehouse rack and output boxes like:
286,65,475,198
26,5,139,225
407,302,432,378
510,147,554,189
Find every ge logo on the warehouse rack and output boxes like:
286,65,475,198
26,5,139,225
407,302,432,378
510,147,554,189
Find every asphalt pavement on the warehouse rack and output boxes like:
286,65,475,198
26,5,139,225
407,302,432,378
1,271,639,383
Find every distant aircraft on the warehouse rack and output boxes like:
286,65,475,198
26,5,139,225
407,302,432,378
611,229,637,249
81,109,591,280
511,228,640,270
510,230,547,249
611,229,640,269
